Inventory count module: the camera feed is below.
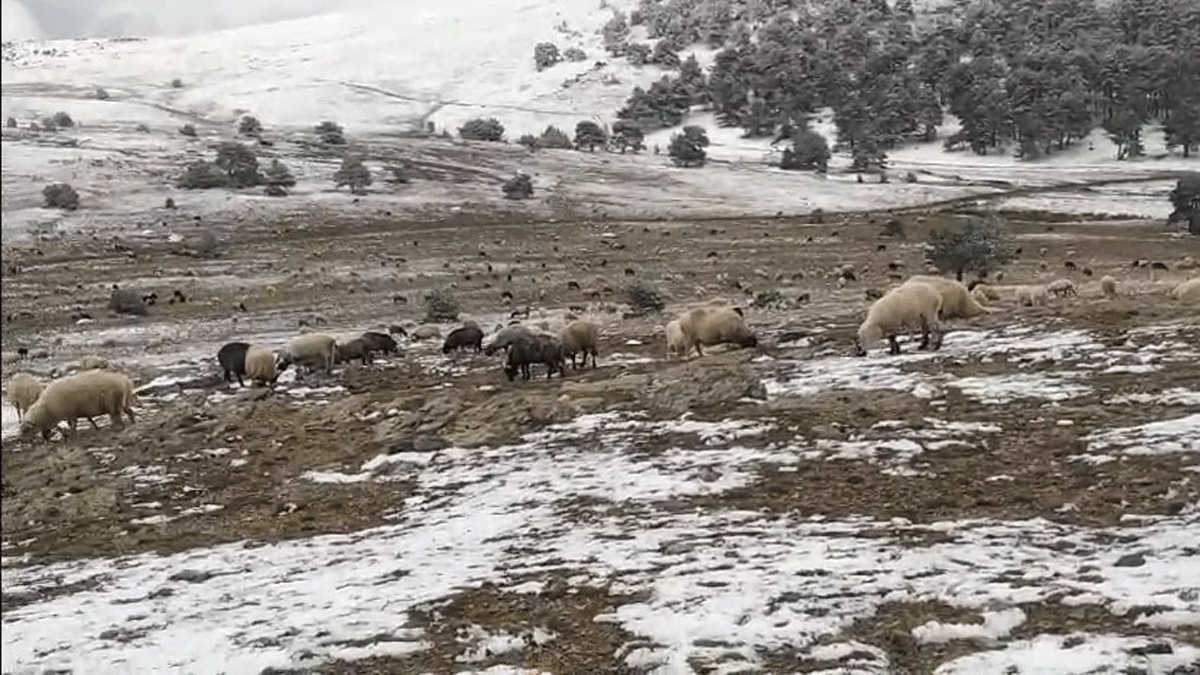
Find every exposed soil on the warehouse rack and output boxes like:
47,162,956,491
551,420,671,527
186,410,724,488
3,210,1199,673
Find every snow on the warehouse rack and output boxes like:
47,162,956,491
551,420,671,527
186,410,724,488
933,634,1200,675
5,402,1200,673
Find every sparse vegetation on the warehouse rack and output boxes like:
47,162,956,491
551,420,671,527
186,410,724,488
42,183,80,210
238,115,263,137
539,125,573,149
534,42,561,71
925,214,1014,281
333,155,372,194
518,134,540,150
214,142,263,188
780,126,831,173
668,125,709,167
263,159,296,196
574,121,607,151
611,120,645,153
752,289,787,309
423,288,460,322
93,87,109,100
626,280,665,313
177,142,262,190
502,173,534,200
563,46,587,62
625,42,651,66
5,116,16,128
48,111,74,128
179,124,197,137
170,78,183,88
459,117,505,142
315,121,345,145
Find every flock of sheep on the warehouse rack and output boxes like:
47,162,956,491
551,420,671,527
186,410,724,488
4,263,1199,443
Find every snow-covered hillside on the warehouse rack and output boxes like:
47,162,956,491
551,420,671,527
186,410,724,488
1,0,670,136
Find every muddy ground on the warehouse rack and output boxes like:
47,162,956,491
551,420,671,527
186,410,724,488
3,210,1199,673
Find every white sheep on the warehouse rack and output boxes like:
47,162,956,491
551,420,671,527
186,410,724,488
1100,275,1118,297
3,372,45,422
1173,278,1200,304
1046,278,1078,298
971,286,991,307
664,319,688,359
280,333,336,374
20,370,137,440
902,275,995,320
855,282,944,356
559,319,599,369
675,305,757,357
244,344,282,386
1016,285,1048,307
77,354,109,371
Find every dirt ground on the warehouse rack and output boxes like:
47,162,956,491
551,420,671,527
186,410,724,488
3,210,1199,673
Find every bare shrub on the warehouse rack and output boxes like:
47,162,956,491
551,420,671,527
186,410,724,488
42,183,80,210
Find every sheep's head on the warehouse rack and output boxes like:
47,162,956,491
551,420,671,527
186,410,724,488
738,333,758,348
853,340,867,357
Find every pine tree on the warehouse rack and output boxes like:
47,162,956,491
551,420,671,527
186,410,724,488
334,155,372,194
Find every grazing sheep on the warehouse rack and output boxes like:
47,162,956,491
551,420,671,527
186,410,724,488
902,275,996,319
77,355,109,371
1046,278,1078,298
280,333,337,374
20,370,137,440
970,283,1000,301
360,331,400,356
664,319,688,359
1101,275,1118,297
505,334,566,381
411,326,442,341
216,341,251,387
442,325,485,354
1016,285,1049,307
855,282,944,356
675,306,758,357
971,286,991,306
1173,278,1200,304
335,337,374,365
484,324,536,356
3,372,45,422
244,344,282,386
559,320,599,369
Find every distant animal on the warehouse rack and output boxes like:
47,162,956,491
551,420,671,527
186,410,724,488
664,319,688,359
20,370,137,440
902,275,995,320
217,341,251,386
1046,278,1078,298
360,331,400,356
559,320,599,369
1016,285,1049,307
1101,275,1118,297
335,337,374,365
1064,261,1077,271
280,333,336,374
484,324,536,356
442,325,484,354
387,325,408,337
855,281,944,357
77,354,109,371
3,372,45,422
505,334,566,380
674,305,757,357
244,343,283,386
1172,278,1200,304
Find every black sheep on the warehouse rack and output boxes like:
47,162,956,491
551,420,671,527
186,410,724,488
335,337,374,365
360,331,400,356
504,334,566,381
442,326,484,354
216,341,251,387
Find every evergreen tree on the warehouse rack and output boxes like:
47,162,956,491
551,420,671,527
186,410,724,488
334,155,372,194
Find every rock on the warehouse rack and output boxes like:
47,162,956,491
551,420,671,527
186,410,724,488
1114,552,1146,567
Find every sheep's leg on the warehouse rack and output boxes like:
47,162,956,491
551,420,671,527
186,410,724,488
694,342,704,357
223,369,232,383
888,336,902,355
930,327,944,351
85,416,100,430
125,406,137,424
109,411,125,430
